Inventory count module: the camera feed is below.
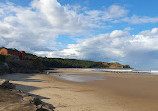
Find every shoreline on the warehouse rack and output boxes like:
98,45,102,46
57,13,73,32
52,68,152,75
1,68,158,111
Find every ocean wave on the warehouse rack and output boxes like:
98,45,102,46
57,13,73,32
73,68,158,75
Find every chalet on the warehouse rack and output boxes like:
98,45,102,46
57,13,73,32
0,47,25,60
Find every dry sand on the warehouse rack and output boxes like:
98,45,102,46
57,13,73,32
1,68,158,111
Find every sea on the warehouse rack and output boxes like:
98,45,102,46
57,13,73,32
72,68,158,75
51,68,158,83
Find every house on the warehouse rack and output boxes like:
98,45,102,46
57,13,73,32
0,47,26,60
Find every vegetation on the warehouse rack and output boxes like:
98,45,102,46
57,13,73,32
25,53,130,69
123,65,130,68
0,47,131,74
0,55,5,62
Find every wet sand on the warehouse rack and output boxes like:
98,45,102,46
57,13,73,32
1,68,158,111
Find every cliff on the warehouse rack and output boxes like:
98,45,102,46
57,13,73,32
101,62,130,69
0,48,131,74
25,53,131,69
0,54,46,74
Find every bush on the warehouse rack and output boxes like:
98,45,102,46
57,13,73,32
0,54,5,62
123,65,130,68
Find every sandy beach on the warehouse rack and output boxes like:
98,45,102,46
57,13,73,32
1,68,158,111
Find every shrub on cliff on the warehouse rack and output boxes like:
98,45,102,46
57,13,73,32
0,55,5,62
123,65,130,68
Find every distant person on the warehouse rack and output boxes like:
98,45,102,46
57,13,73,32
47,72,49,74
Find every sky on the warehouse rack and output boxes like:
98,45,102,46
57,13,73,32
0,0,158,69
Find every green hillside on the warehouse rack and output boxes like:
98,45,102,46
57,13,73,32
0,48,131,73
25,53,130,69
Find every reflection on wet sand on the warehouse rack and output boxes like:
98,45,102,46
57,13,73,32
52,73,105,82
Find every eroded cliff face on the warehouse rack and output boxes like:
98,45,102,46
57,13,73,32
0,55,44,74
0,63,9,74
0,62,40,74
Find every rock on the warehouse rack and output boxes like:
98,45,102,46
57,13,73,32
0,79,15,89
23,96,34,104
32,98,53,111
0,80,53,111
0,79,9,85
42,105,52,111
36,104,43,109
36,105,51,111
36,108,49,111
32,97,42,106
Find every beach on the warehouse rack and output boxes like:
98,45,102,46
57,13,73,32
1,68,158,111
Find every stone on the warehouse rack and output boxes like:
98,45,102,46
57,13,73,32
36,104,43,109
32,97,42,106
23,96,34,104
0,79,15,89
0,79,9,85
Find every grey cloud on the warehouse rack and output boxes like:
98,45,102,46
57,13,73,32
37,28,158,69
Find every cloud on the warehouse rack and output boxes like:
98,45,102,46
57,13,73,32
0,0,99,52
85,5,128,23
38,30,129,59
0,1,132,53
122,15,158,24
1,1,129,53
31,0,93,32
84,5,158,25
1,0,158,69
103,5,128,20
36,28,158,69
139,28,158,36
